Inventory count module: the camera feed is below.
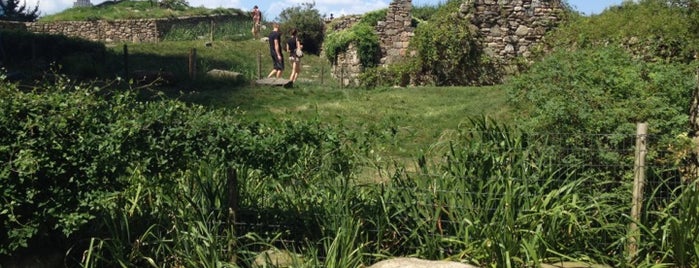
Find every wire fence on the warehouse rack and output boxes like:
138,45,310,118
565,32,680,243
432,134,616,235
222,125,693,264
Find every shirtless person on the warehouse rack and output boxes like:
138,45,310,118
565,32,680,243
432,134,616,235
251,5,262,39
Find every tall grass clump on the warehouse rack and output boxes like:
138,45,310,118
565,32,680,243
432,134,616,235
360,117,629,266
162,19,255,42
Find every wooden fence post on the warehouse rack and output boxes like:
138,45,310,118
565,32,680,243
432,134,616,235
123,44,129,80
257,50,262,80
628,122,648,263
189,48,197,80
210,20,214,42
227,168,239,224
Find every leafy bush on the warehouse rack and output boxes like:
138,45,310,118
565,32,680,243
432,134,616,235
507,47,696,170
541,0,699,63
358,61,418,88
0,75,357,260
411,0,501,86
278,2,326,55
0,0,39,22
322,9,384,67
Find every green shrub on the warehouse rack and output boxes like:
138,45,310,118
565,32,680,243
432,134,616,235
323,10,383,67
0,75,357,260
541,0,699,63
507,47,696,171
411,0,501,86
278,2,326,55
358,61,418,88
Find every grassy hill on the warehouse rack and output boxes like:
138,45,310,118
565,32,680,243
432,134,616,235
39,0,246,22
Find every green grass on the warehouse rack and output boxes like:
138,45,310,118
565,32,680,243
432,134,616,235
104,37,512,165
39,1,246,22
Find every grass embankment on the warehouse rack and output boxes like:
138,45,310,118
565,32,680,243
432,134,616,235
39,0,245,22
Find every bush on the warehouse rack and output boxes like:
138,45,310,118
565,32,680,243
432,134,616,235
506,47,697,170
322,10,383,67
540,0,699,63
278,2,326,55
411,0,501,86
0,75,356,259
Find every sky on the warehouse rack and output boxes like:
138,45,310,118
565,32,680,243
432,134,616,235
32,0,627,21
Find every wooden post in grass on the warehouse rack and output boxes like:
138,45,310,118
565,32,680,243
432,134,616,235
257,50,262,80
189,48,197,80
628,122,648,262
340,64,345,88
123,44,129,80
210,20,214,42
227,168,239,224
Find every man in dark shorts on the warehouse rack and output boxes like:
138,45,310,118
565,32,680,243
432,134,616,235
266,22,284,78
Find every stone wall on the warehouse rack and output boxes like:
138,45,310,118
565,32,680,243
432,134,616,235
330,0,565,86
462,0,564,61
1,14,241,43
329,0,415,86
376,0,414,65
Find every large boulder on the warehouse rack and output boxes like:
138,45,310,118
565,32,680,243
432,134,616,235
366,257,479,268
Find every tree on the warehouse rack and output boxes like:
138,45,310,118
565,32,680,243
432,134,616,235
0,0,40,22
278,2,325,55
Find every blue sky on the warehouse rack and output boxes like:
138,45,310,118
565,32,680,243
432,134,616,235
37,0,627,20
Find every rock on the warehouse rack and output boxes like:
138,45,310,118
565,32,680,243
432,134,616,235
256,77,293,88
252,249,304,268
366,257,479,268
206,69,241,80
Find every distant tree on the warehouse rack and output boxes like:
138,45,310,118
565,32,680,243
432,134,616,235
278,2,325,55
0,0,40,22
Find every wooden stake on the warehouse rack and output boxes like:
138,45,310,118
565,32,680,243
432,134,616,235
628,122,648,263
189,48,197,80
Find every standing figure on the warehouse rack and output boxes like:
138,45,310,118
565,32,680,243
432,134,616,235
251,5,262,39
267,23,284,78
286,28,302,83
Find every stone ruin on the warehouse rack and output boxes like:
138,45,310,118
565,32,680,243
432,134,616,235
330,0,565,86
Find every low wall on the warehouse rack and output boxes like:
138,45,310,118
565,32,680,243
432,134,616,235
1,14,242,43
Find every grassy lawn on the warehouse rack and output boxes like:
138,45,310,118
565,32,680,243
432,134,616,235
107,39,513,166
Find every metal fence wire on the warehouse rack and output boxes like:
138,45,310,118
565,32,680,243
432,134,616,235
223,126,693,263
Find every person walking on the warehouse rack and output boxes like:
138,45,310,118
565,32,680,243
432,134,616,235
267,23,284,79
286,28,302,83
251,5,262,39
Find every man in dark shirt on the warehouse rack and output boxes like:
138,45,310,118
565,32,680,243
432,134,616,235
266,22,284,79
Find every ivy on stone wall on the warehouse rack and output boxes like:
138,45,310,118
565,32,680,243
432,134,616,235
322,9,384,67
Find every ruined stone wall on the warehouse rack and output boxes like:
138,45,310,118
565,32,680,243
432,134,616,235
462,0,564,61
330,0,415,86
376,0,414,65
330,0,564,86
2,14,240,43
